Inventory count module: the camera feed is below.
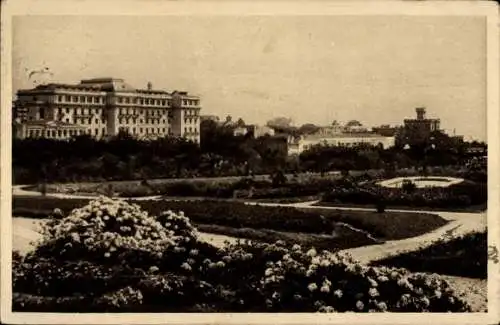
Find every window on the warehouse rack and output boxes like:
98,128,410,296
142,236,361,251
102,128,106,135
162,128,166,133
95,119,99,124
125,98,130,104
95,129,98,135
65,95,70,102
140,119,143,124
58,130,62,137
63,130,67,136
184,127,187,133
117,97,122,103
88,118,92,124
161,100,166,106
65,118,69,123
140,128,143,134
133,127,136,134
58,95,63,102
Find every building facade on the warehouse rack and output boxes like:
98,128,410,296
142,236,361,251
402,107,440,146
13,78,201,143
287,133,396,155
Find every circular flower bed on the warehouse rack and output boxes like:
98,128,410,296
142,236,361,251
13,197,472,312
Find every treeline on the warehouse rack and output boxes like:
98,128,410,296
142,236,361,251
13,120,486,184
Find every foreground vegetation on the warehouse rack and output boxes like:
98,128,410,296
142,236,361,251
372,232,487,279
13,197,471,312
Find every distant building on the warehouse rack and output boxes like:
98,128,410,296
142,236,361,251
233,126,249,136
371,124,402,137
287,132,396,155
247,125,275,138
13,77,202,143
402,107,440,145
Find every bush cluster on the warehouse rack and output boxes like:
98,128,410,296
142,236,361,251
372,231,487,279
322,180,486,209
13,197,471,312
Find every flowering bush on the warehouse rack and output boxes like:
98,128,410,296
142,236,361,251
13,198,471,312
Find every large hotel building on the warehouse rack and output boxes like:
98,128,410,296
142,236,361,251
12,78,201,143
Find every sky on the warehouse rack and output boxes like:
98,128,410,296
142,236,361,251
12,15,487,141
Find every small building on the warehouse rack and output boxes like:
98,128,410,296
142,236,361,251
13,119,87,140
287,132,396,155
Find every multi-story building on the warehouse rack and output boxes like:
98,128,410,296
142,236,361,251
402,107,440,146
12,78,202,143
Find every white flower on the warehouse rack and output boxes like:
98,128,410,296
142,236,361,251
181,262,192,271
306,248,317,257
292,244,301,251
368,288,379,297
333,289,343,299
308,283,318,292
320,285,330,293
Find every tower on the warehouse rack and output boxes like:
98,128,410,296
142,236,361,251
416,107,426,120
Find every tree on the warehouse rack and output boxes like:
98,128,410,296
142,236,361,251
236,118,246,127
299,123,320,135
266,117,293,129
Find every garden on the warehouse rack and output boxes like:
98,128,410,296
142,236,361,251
13,196,472,312
13,196,449,250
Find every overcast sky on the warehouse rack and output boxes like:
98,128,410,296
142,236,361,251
12,15,486,141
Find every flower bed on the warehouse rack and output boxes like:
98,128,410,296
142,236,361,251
13,197,471,312
321,180,487,210
371,232,487,279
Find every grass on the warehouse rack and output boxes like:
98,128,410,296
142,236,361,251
296,207,449,240
197,223,383,251
371,231,487,279
12,196,449,242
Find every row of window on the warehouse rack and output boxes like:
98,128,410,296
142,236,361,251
182,99,199,106
56,95,105,104
184,118,198,124
119,108,170,116
119,118,168,125
116,97,172,106
63,117,103,125
184,126,199,134
119,126,170,136
56,107,103,115
28,127,105,138
184,109,199,116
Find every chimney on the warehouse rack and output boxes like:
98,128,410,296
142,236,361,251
416,107,426,120
147,82,152,91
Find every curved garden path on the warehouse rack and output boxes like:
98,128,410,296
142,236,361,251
11,185,486,264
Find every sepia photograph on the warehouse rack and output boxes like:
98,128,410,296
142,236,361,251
1,0,499,324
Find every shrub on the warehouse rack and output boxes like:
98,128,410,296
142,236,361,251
13,198,471,313
372,231,487,279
